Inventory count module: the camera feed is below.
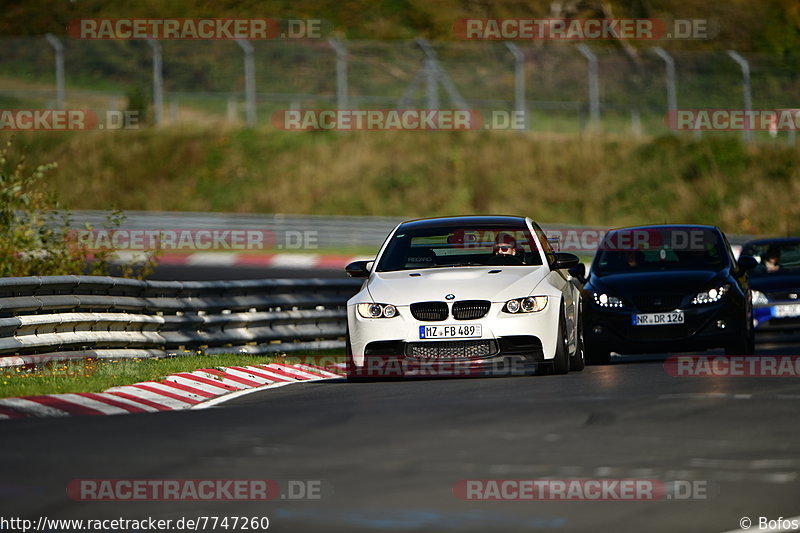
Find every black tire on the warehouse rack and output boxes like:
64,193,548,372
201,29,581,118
550,312,570,375
585,344,611,365
570,312,586,372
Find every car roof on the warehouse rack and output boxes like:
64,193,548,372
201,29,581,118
397,215,530,231
742,237,800,247
605,223,721,232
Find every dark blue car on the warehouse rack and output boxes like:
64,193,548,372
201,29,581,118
740,237,800,332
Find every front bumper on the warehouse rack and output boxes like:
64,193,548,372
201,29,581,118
584,300,742,354
347,301,560,377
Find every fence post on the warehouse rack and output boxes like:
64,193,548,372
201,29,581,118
44,34,64,109
328,38,348,110
236,39,257,127
727,50,753,143
418,44,440,109
652,47,676,115
505,42,527,131
146,39,164,126
576,44,600,130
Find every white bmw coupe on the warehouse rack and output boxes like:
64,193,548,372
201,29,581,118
344,216,585,378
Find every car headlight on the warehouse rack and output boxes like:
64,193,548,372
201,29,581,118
691,284,730,305
503,296,548,314
751,290,768,306
356,303,399,319
592,292,624,308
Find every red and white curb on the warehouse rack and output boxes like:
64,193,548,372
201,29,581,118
0,363,343,420
116,252,371,270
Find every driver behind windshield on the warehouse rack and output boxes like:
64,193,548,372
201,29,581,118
488,233,523,265
758,244,781,273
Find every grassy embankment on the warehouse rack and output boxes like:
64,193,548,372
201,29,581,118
6,127,799,239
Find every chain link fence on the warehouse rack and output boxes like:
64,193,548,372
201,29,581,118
0,36,798,140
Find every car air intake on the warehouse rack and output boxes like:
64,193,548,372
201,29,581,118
406,340,497,358
410,301,449,321
452,300,491,320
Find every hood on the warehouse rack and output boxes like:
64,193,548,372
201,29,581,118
749,272,800,293
366,266,548,305
588,269,725,296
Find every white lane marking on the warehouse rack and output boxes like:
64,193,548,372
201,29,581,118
192,376,336,410
269,254,319,268
0,398,70,418
721,514,800,533
56,393,131,415
658,393,730,399
690,458,800,469
185,253,239,266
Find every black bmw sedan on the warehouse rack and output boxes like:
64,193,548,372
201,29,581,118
581,225,756,364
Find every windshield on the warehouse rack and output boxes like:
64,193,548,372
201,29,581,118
593,227,728,275
376,225,542,272
742,241,800,277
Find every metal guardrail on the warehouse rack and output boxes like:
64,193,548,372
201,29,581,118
69,211,404,250
68,211,757,252
0,275,362,366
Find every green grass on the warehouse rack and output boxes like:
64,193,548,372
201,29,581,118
0,353,339,398
6,127,800,237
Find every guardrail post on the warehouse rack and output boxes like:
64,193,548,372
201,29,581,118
328,38,348,110
146,39,164,126
44,34,64,109
236,39,257,127
727,50,753,143
576,44,600,131
505,42,527,131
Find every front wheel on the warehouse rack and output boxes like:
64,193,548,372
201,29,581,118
549,312,570,375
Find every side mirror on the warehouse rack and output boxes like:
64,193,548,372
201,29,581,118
737,255,758,272
345,260,372,278
567,263,586,283
552,252,581,270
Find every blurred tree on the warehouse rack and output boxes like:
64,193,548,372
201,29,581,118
0,138,157,278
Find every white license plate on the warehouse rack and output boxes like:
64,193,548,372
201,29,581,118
773,304,800,318
632,311,684,326
419,324,482,339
